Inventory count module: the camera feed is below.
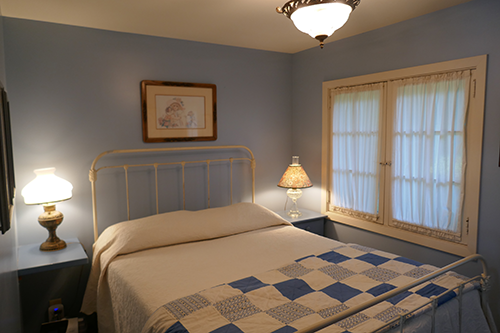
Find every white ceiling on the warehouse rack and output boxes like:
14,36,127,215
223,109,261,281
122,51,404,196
0,0,471,53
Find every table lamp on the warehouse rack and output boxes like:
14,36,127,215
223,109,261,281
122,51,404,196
21,168,73,251
277,156,312,217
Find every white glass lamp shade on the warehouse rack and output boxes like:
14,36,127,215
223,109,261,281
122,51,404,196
22,168,73,205
290,3,352,39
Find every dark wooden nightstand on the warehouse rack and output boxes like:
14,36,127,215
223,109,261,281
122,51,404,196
275,209,327,236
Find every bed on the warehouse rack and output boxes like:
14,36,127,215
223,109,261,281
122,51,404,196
80,146,497,333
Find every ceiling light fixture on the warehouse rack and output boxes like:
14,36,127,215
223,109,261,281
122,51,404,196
277,0,360,48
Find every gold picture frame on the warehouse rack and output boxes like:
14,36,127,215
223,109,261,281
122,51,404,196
141,80,217,142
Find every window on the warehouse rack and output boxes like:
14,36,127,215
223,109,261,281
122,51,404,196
321,56,487,256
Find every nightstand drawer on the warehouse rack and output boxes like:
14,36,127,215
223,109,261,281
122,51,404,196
292,219,324,236
275,209,327,236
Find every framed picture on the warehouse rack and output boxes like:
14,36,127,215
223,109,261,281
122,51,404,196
141,80,217,142
0,86,15,234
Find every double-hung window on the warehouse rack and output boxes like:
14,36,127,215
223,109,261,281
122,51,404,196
321,56,487,256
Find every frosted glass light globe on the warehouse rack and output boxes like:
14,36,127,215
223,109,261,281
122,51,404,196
290,3,352,39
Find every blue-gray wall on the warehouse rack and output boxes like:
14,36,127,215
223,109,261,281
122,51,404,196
291,0,500,324
4,19,294,251
0,8,22,333
2,0,499,330
3,18,293,331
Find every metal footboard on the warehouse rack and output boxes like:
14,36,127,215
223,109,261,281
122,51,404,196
297,253,497,333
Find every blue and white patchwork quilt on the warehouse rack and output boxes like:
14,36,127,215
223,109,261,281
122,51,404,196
141,244,475,333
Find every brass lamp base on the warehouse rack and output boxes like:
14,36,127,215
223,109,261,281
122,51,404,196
38,204,67,251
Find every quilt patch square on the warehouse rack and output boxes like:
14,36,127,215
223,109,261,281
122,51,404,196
373,306,407,323
229,276,268,293
278,263,314,278
317,303,349,319
348,244,376,253
344,292,374,309
338,259,374,274
318,251,351,264
320,282,363,302
255,269,292,285
300,270,337,291
371,250,399,260
164,293,210,320
386,291,413,305
296,256,331,270
404,267,434,279
245,285,289,311
432,274,463,288
355,253,391,266
378,260,416,275
393,257,423,267
319,264,356,281
337,312,370,330
272,326,297,333
366,283,397,297
199,284,243,304
266,302,314,324
166,321,188,333
415,283,451,304
181,307,230,332
210,323,244,333
296,254,315,262
447,271,469,281
214,294,261,322
274,279,315,301
341,274,382,292
333,246,367,259
361,267,400,283
286,313,324,331
356,300,391,318
394,293,429,312
294,291,341,312
233,312,284,332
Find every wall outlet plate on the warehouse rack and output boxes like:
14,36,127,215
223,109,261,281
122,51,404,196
48,303,65,322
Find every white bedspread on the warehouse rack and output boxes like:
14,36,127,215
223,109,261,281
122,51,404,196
81,203,299,332
81,203,491,333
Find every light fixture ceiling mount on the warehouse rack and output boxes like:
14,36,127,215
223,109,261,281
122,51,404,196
277,0,361,48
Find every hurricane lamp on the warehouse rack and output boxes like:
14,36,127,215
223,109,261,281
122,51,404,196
21,168,73,251
278,156,312,217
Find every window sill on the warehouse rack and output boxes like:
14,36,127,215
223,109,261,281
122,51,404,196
325,211,474,257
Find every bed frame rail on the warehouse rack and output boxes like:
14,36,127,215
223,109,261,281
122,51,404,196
297,253,497,333
89,145,256,241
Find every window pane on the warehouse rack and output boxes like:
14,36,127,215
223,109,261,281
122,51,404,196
330,84,383,219
391,72,470,234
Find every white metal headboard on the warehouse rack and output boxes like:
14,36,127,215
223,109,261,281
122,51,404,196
89,145,256,241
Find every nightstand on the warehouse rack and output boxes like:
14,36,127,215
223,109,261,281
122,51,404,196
18,238,88,276
17,238,88,333
275,209,327,236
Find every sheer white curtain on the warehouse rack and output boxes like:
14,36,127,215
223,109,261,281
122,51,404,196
330,83,384,220
391,71,471,234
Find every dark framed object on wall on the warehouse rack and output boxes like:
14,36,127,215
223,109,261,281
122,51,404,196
0,86,15,234
141,80,217,142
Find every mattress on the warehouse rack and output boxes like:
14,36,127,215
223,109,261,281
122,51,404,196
80,203,490,333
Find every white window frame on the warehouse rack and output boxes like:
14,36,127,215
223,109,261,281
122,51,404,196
321,55,487,257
